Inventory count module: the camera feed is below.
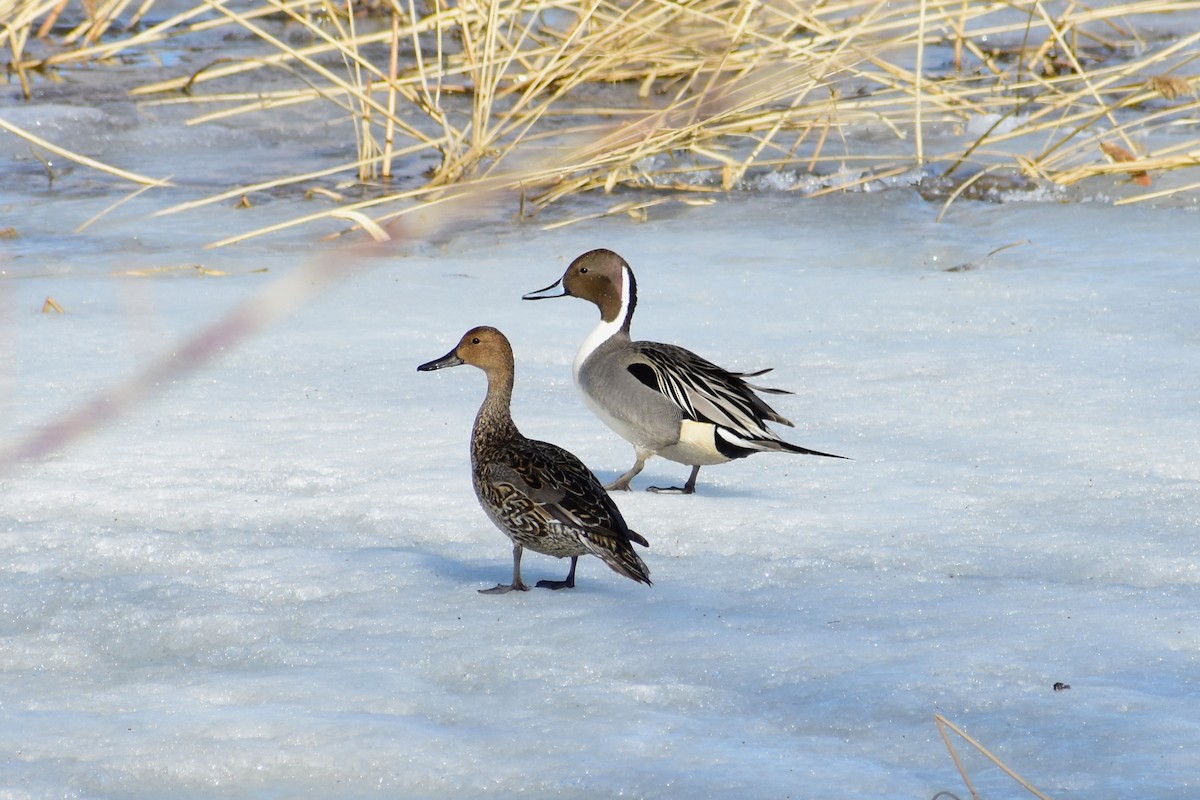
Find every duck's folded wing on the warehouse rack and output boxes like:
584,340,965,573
628,341,794,431
489,440,630,537
485,461,564,507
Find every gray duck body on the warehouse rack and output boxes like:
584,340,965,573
524,249,846,494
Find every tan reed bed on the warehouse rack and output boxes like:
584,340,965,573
3,0,1200,244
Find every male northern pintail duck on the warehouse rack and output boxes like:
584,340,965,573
417,325,652,593
523,249,845,494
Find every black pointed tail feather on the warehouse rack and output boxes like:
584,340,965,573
736,367,794,397
715,426,849,460
778,440,849,459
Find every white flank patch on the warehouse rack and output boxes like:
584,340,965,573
659,420,730,466
715,426,766,451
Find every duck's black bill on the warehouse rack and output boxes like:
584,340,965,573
521,279,566,300
417,350,464,372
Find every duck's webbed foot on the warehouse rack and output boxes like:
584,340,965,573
479,581,530,595
535,557,578,590
480,544,531,594
648,465,701,494
534,578,574,590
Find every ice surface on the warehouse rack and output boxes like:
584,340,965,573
1,184,1199,798
3,35,1200,797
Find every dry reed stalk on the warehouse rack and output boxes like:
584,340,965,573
382,12,400,179
13,0,316,71
196,0,418,134
0,116,169,186
5,17,33,98
34,0,69,37
935,714,1054,800
59,0,137,45
157,91,334,126
915,0,928,165
76,177,171,233
5,0,1200,239
1115,174,1200,203
148,142,427,219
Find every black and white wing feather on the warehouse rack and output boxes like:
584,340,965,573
626,342,794,435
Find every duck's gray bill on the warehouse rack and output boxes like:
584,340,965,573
521,279,566,300
417,350,463,372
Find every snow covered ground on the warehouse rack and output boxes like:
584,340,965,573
2,179,1198,798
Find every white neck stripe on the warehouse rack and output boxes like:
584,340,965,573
573,265,632,381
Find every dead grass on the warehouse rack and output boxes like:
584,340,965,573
4,0,1200,244
935,713,1054,800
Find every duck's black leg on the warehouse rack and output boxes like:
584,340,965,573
536,556,578,590
480,544,531,594
649,465,701,495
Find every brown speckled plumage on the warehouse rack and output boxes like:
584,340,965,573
418,326,651,594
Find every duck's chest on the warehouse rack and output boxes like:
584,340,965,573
575,345,684,451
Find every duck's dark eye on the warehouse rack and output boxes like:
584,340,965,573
579,267,588,274
471,337,481,345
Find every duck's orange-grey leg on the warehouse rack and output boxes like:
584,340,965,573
605,449,650,491
480,544,531,594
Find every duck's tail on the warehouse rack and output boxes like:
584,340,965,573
776,440,849,459
584,532,652,586
716,425,849,461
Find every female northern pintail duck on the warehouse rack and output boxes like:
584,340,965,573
417,325,652,593
523,249,845,494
